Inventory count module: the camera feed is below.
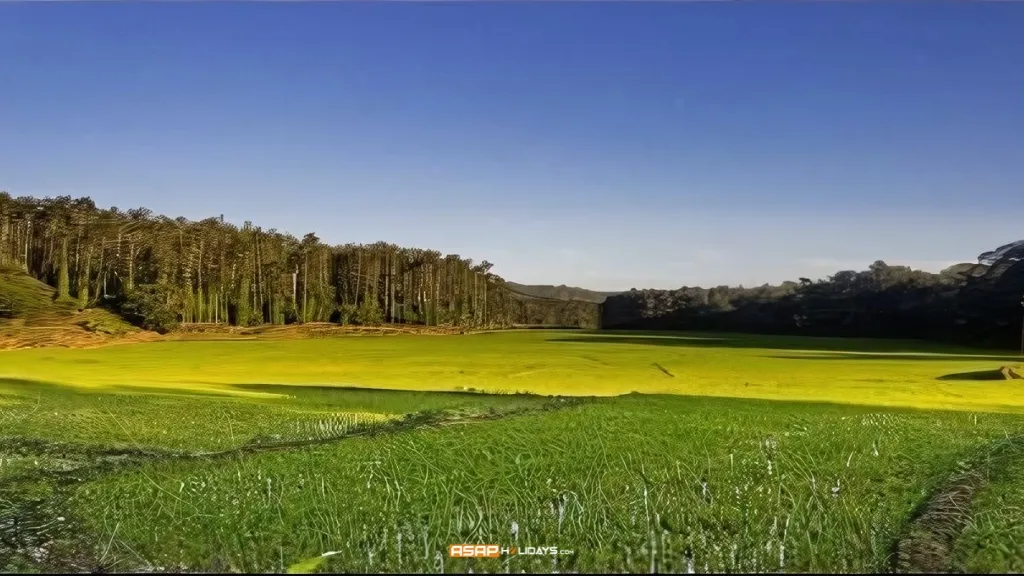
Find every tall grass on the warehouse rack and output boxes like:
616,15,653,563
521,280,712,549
0,379,551,453
71,395,1024,573
953,444,1024,572
6,331,1024,573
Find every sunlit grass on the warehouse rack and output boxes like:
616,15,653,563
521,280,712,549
2,330,1023,412
5,331,1024,573
0,380,549,453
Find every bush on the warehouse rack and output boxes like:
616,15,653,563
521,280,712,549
435,308,460,326
355,301,384,325
76,312,136,336
335,304,358,325
281,301,299,325
119,284,181,334
402,308,422,324
246,309,264,327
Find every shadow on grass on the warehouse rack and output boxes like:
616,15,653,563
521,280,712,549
0,377,240,400
548,334,1023,360
232,383,548,400
936,366,1023,381
769,353,1024,363
937,370,1010,381
0,379,558,415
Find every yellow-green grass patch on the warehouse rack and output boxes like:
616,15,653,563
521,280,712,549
3,331,1023,412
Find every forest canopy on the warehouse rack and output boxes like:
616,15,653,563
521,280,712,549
0,193,598,332
2,192,1021,348
602,246,1024,349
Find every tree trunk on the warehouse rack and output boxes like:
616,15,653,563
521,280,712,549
254,229,263,322
302,254,309,323
57,235,71,300
0,214,8,268
434,263,440,325
24,219,31,273
354,250,362,309
127,237,135,292
94,239,105,302
389,253,396,323
196,239,204,322
238,273,252,327
78,246,91,308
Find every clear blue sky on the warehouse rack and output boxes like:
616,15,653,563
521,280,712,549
2,3,1022,291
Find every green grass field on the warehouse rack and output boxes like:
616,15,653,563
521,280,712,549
953,442,1024,572
3,330,1024,573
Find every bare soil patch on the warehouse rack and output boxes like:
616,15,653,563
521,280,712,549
171,322,469,340
0,319,476,351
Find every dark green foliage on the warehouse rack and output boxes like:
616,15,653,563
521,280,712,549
355,300,384,325
506,282,619,303
1,193,584,330
119,284,180,333
401,307,422,324
511,297,602,329
56,237,70,301
603,258,1024,349
236,274,253,327
8,191,1018,344
334,304,357,325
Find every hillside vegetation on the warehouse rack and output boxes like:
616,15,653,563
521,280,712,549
602,246,1024,349
5,193,1024,346
0,266,72,318
0,193,603,336
0,268,149,349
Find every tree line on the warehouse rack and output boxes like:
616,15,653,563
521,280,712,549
0,193,578,332
6,192,1018,345
602,242,1024,349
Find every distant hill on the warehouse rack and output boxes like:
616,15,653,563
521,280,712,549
940,262,990,280
505,282,620,304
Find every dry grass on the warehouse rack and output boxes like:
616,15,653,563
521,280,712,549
171,322,469,340
0,269,155,350
1,318,475,351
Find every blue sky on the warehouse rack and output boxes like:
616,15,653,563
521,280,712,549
1,3,1022,291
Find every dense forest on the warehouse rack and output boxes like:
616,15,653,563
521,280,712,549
3,192,1020,347
0,193,595,332
603,243,1024,349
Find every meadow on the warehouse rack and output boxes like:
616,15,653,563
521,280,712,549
3,330,1024,411
2,330,1024,573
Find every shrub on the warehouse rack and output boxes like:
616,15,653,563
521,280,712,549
335,304,359,325
119,284,181,334
355,301,384,325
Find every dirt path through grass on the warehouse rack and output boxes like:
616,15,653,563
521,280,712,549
893,435,1024,573
0,397,582,572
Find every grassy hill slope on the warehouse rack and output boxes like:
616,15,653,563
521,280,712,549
0,268,148,349
0,266,76,319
